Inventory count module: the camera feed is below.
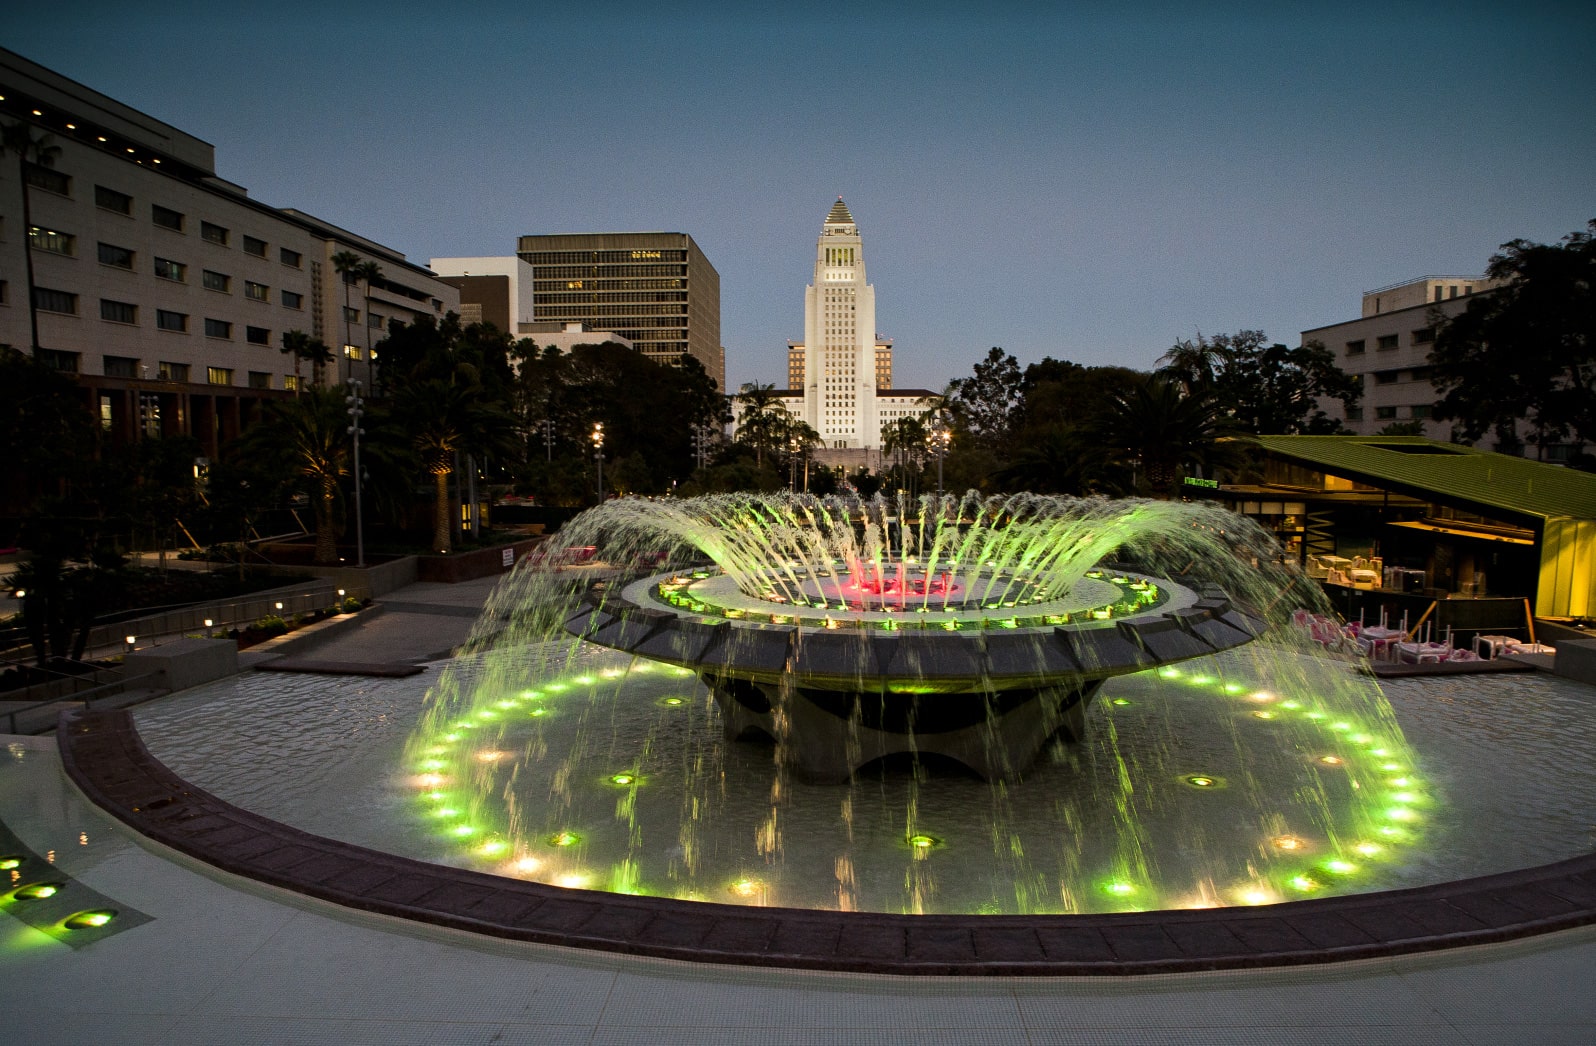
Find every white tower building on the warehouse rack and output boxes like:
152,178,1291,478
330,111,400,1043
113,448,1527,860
802,199,878,448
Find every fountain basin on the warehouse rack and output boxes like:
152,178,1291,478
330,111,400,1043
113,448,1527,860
564,567,1267,781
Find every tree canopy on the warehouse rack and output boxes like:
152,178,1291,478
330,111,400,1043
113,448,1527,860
1429,220,1596,452
1157,330,1359,435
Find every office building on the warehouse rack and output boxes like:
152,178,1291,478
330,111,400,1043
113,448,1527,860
0,47,458,457
515,232,723,391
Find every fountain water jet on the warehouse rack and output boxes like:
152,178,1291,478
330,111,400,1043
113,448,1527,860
407,492,1427,915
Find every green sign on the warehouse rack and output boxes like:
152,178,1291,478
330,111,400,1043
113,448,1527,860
1183,476,1220,489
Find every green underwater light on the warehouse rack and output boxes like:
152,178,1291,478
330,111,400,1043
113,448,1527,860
13,883,61,900
549,831,580,847
63,910,117,929
0,856,21,871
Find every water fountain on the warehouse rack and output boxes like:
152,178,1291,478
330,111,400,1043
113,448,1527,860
407,493,1428,915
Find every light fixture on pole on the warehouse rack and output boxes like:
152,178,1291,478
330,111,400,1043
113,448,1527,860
346,379,367,568
927,421,952,499
591,422,605,501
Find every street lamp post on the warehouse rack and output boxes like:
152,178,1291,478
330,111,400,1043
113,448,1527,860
542,418,554,463
346,379,366,567
927,422,952,499
592,422,605,501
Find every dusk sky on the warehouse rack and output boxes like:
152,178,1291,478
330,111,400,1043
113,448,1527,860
8,2,1593,393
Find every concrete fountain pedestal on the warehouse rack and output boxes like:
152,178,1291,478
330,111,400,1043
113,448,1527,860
565,568,1268,782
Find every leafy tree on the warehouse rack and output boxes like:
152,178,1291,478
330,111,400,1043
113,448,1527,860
1158,330,1358,435
1,121,61,353
947,347,1022,447
991,425,1109,496
0,345,97,517
1429,221,1596,453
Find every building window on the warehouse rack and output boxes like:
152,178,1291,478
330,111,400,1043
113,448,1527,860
95,185,133,214
97,242,135,269
246,326,270,345
103,355,139,379
205,318,233,339
245,280,269,301
1374,370,1400,385
1345,407,1364,421
1411,404,1433,419
154,257,187,282
33,287,78,314
1375,406,1398,420
283,374,298,392
207,367,234,386
200,221,229,246
28,226,75,255
242,235,267,257
280,247,302,268
152,205,185,231
368,312,384,329
248,371,271,389
343,306,360,323
100,299,137,324
24,164,70,196
158,361,189,382
1344,339,1365,355
1376,334,1399,350
1411,327,1435,345
35,349,80,373
1434,286,1445,303
203,270,231,293
343,344,361,360
282,290,304,309
100,394,113,430
156,309,188,332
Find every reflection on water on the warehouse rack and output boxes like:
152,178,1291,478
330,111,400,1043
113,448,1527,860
135,652,1596,914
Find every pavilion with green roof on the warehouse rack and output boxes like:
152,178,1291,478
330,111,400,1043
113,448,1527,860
1221,435,1596,618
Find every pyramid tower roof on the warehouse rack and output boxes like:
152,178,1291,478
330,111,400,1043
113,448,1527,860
825,197,854,224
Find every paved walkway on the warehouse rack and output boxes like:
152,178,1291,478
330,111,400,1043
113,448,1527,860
2,574,1595,1042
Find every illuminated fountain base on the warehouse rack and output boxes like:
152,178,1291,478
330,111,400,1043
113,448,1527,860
565,564,1267,782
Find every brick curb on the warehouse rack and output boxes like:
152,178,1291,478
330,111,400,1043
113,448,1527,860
58,708,1596,976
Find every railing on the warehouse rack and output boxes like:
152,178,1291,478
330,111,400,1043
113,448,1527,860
1,578,369,663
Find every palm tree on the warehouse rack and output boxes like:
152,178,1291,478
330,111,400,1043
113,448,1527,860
1,121,62,355
1098,376,1235,494
356,259,384,385
279,330,332,397
735,382,783,467
390,373,518,553
262,387,351,564
331,250,363,384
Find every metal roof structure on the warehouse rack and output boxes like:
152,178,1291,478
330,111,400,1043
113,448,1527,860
1245,435,1596,525
825,198,855,225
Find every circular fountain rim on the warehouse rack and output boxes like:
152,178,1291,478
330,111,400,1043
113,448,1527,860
61,706,1596,977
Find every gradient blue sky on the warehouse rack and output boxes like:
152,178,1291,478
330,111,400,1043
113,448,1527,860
7,1,1593,392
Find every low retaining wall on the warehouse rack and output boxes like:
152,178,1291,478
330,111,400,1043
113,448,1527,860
416,539,546,584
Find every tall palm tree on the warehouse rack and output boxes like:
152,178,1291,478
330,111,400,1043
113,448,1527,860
390,373,518,553
1,121,62,355
279,330,332,397
1098,376,1234,494
331,250,363,384
259,387,351,564
355,259,384,385
735,382,783,467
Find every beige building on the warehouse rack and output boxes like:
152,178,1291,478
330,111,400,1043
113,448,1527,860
1304,274,1523,447
515,232,723,391
787,336,893,391
0,48,457,456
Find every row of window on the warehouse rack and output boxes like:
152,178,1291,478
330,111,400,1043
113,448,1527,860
540,291,689,304
30,228,308,309
525,250,688,266
1345,327,1435,355
42,350,297,390
530,264,688,280
532,279,684,292
532,310,687,327
25,167,307,267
